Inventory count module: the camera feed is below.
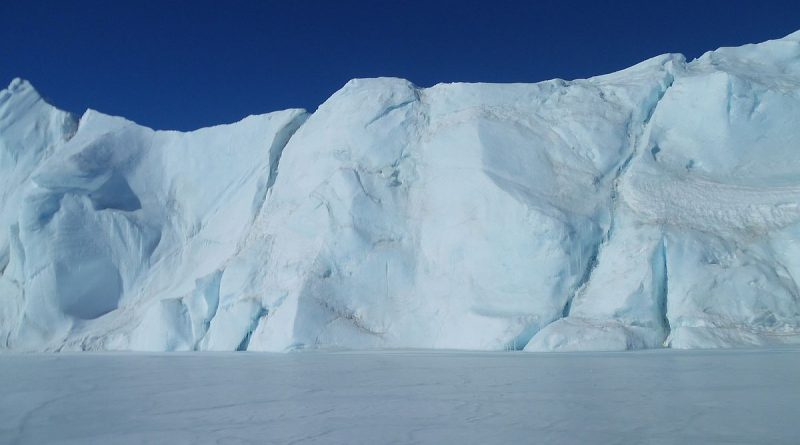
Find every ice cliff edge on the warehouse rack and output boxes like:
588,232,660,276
2,31,800,352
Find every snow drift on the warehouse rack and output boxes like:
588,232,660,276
2,31,800,352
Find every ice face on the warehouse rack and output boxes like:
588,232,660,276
0,84,308,351
2,32,800,352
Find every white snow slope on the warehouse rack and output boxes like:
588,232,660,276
2,32,800,352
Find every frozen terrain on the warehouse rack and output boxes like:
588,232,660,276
1,348,799,444
1,31,800,351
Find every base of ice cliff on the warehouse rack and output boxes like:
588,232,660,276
2,31,800,352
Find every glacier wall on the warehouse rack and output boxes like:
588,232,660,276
2,32,800,351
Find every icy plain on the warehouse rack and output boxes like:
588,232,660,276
2,31,800,352
2,348,799,444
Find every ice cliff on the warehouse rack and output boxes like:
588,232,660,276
2,32,800,352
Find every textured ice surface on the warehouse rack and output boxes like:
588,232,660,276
2,32,800,351
1,348,799,444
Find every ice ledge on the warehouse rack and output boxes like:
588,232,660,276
781,29,800,41
6,77,35,94
1,78,44,105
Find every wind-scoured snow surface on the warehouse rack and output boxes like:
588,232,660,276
2,32,800,352
2,349,800,444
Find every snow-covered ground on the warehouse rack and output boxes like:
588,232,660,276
1,348,798,444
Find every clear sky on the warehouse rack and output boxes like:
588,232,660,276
2,1,799,130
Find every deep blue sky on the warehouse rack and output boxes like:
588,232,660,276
2,1,799,130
